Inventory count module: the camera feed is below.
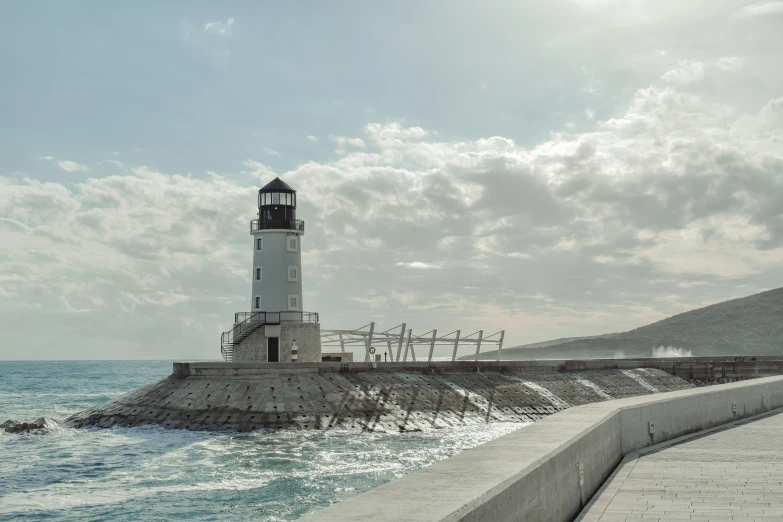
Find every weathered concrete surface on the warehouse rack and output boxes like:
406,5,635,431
297,375,783,522
233,323,321,362
577,408,783,521
64,362,692,432
178,355,783,382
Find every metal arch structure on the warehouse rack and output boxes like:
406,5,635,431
320,322,505,362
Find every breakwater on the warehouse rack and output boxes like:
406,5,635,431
64,359,705,432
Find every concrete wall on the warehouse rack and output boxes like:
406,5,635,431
299,375,783,522
250,229,304,313
232,323,321,363
290,355,781,384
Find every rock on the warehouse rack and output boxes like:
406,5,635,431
1,418,56,434
34,417,59,428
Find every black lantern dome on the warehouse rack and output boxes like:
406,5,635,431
252,177,303,231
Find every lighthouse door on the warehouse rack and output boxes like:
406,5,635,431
267,337,280,362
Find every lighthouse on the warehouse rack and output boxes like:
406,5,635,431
220,177,321,363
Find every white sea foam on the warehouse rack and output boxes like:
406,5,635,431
620,369,660,392
652,345,693,358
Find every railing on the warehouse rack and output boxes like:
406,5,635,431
250,219,305,232
321,322,505,363
233,311,319,325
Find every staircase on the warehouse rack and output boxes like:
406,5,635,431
220,312,268,362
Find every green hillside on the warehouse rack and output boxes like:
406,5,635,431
476,287,783,360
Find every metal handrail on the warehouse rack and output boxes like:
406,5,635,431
233,311,319,325
250,219,305,232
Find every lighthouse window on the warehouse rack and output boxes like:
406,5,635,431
254,296,261,310
288,266,298,281
287,237,298,252
255,267,262,281
288,294,299,310
272,192,280,204
256,238,263,251
284,193,291,206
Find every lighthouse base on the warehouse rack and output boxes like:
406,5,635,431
233,323,321,363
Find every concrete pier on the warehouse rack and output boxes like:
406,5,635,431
64,360,697,432
577,408,783,521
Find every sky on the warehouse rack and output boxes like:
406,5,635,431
1,1,782,360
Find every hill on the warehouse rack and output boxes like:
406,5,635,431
475,287,783,360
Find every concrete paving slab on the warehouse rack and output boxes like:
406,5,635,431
577,408,783,522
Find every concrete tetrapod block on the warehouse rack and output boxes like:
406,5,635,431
298,375,783,522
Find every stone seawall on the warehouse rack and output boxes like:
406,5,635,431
65,361,696,432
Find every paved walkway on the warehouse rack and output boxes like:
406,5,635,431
577,409,783,521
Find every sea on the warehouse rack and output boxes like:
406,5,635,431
0,361,526,521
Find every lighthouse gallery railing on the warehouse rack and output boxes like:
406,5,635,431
250,219,305,232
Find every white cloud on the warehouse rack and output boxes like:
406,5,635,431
263,148,281,157
56,160,90,173
332,136,366,148
395,262,442,270
38,155,53,161
714,56,744,72
306,135,319,142
101,159,124,168
733,1,783,18
3,63,783,359
662,60,704,86
242,159,275,179
202,17,235,35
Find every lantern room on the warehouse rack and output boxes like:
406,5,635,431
253,177,303,232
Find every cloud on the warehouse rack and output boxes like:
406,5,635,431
38,156,90,172
331,136,366,148
396,262,442,270
662,60,704,85
56,160,90,173
242,159,275,179
714,56,744,72
3,63,783,359
202,17,235,36
263,148,281,157
733,1,783,18
306,135,319,142
101,159,124,168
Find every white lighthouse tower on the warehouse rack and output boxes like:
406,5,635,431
220,177,321,363
251,177,304,315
